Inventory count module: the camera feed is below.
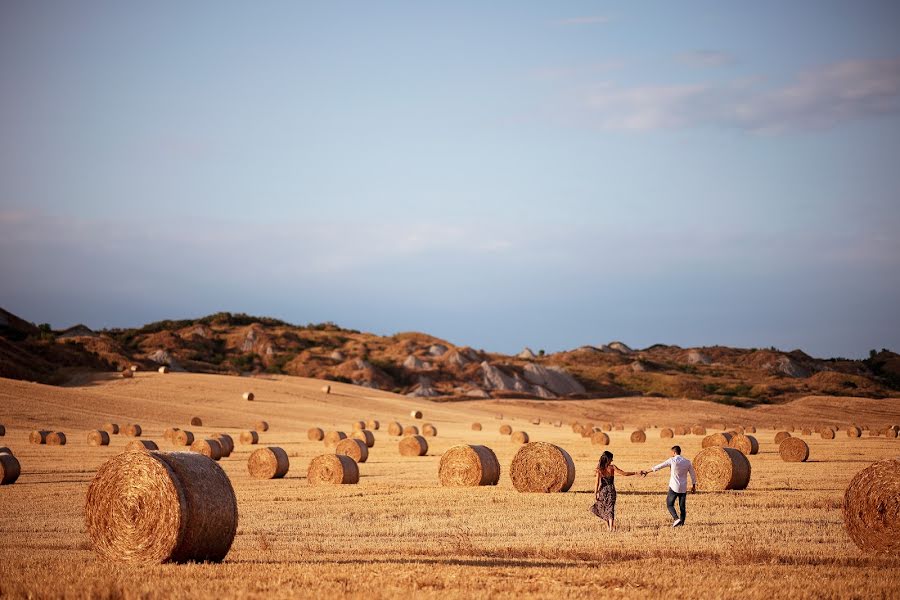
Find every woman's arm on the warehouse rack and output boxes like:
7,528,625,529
614,464,637,476
594,467,601,495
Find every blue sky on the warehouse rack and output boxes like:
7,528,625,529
1,1,898,358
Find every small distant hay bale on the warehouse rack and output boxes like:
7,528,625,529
387,422,403,436
746,426,756,433
335,438,369,463
410,410,423,419
496,414,503,420
163,427,180,442
323,431,346,448
774,431,792,444
102,423,119,435
402,425,419,436
580,427,596,438
732,425,745,434
352,421,366,431
399,435,428,457
158,366,169,374
691,426,707,435
255,421,269,432
591,432,610,445
802,428,812,436
511,431,529,444
630,430,646,443
87,430,111,447
307,454,359,485
471,423,483,431
693,447,751,491
366,419,380,430
173,430,195,446
847,426,862,438
779,437,809,462
422,423,438,437
531,418,541,426
660,428,674,439
351,429,375,448
30,430,50,445
728,434,759,456
191,439,223,461
321,385,331,394
842,458,900,555
125,424,142,437
786,425,795,432
190,417,202,427
84,450,238,563
214,434,234,457
554,420,562,427
47,432,67,446
307,427,325,441
125,440,159,453
439,445,501,487
499,424,513,435
1,453,21,485
240,431,260,445
821,428,836,440
242,392,254,401
868,429,880,437
572,423,584,434
247,447,289,479
509,442,575,493
703,432,733,448
121,370,133,379
885,428,898,439
602,423,613,431
614,424,624,431
674,426,687,436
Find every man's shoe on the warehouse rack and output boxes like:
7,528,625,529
672,519,682,527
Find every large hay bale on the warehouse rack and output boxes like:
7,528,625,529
728,434,759,456
411,410,423,419
774,431,792,444
323,431,346,448
84,451,238,563
821,428,836,440
214,434,234,457
240,431,260,445
366,419,380,430
87,430,111,447
307,427,325,441
351,430,375,448
190,417,203,427
779,437,809,462
422,424,438,437
191,439,223,461
307,454,359,485
691,426,706,435
399,435,428,457
847,426,862,438
125,424,142,438
660,428,674,439
247,447,290,479
30,430,50,445
842,458,900,555
243,392,254,401
1,452,21,485
47,432,67,446
352,421,366,431
125,440,159,452
439,445,501,487
693,447,751,491
335,438,369,463
387,422,403,436
591,432,610,445
630,430,646,443
102,423,119,435
471,423,482,431
173,430,194,447
703,432,733,448
499,424,513,435
402,425,419,436
255,421,269,432
511,431,530,444
509,442,575,493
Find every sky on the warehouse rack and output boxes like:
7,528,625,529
1,1,899,359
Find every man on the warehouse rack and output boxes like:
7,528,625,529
640,445,696,527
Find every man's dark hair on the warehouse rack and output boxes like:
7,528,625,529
671,445,681,455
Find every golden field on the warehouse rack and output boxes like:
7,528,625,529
0,372,898,599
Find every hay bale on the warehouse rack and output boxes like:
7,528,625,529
352,421,366,431
691,426,707,435
471,423,482,431
674,426,687,436
821,428,836,440
660,428,674,439
410,410,423,419
321,385,331,394
366,419,380,430
693,446,751,491
125,424,142,437
247,447,290,479
240,431,260,445
335,438,369,463
323,431,346,448
163,427,180,442
84,450,238,563
102,423,119,435
387,422,403,436
307,454,359,485
842,458,900,554
307,427,325,441
732,425,745,434
47,432,67,446
422,424,438,437
351,430,375,448
0,452,21,485
802,428,812,436
509,442,575,493
602,423,613,432
554,420,562,427
30,430,50,445
190,439,223,461
728,434,759,456
399,435,428,457
173,430,195,447
591,431,610,445
499,424,513,435
572,423,584,434
125,440,159,453
511,431,530,444
703,432,733,448
530,418,541,426
885,428,898,439
190,417,203,427
121,370,133,378
214,434,234,457
779,437,809,462
746,426,756,433
847,426,862,438
243,392,254,401
786,425,795,432
614,424,624,431
580,427,596,438
158,366,169,374
402,425,419,436
438,445,501,487
630,430,646,443
774,431,792,444
0,447,12,455
255,421,269,432
87,430,111,447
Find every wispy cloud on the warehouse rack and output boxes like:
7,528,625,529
675,50,736,68
553,16,610,26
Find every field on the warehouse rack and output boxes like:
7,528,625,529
1,372,899,599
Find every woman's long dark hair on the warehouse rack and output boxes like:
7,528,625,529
598,450,613,471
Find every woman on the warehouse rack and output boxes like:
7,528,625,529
591,450,637,531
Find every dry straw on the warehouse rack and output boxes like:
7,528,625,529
591,432,610,446
509,442,575,493
214,434,234,458
511,431,530,444
847,426,862,438
102,423,119,435
87,430,111,447
821,428,836,440
84,451,238,563
190,417,203,426
173,430,194,446
1,452,21,485
191,439,223,461
125,424,142,437
422,424,438,437
255,421,269,432
125,440,159,453
660,428,674,439
307,454,359,485
47,432,67,446
703,432,734,448
335,438,369,463
351,430,375,448
842,458,900,555
691,426,707,435
30,430,50,445
410,410,423,419
399,435,428,457
366,419,380,430
471,423,482,431
243,392,254,401
774,431,792,444
779,437,809,462
307,427,325,441
499,424,513,435
631,430,647,444
387,422,403,436
247,447,290,479
728,434,759,456
438,445,501,487
402,425,419,436
240,431,260,445
693,447,751,491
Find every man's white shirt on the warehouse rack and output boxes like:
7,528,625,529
651,455,697,493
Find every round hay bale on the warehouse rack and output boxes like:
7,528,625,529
158,366,169,374
422,424,437,437
102,423,119,435
125,424,142,438
439,445,501,487
703,432,733,448
674,426,687,436
47,432,67,446
0,452,21,485
121,369,133,378
885,428,898,439
630,430,646,443
323,431,346,448
87,430,111,447
511,431,530,444
602,423,613,432
847,426,862,438
842,458,900,554
307,427,325,441
732,425,745,434
746,425,756,433
173,430,194,447
243,392,254,401
572,423,584,434
321,384,331,394
802,428,812,436
0,447,12,455
191,439,223,461
307,454,359,485
499,424,513,435
786,425,795,432
471,423,482,431
862,425,870,431
163,427,180,442
387,422,403,436
214,434,234,457
399,435,428,457
530,418,541,426
247,447,290,479
774,431,792,444
693,446,751,491
366,419,380,430
84,450,237,563
509,442,575,493
614,424,624,431
30,430,50,445
691,426,706,435
335,438,369,463
255,421,269,432
411,410,423,419
351,430,375,448
591,431,610,445
821,428,835,440
0,424,4,436
728,434,759,456
190,417,203,427
402,425,419,436
580,427,596,438
352,421,366,431
779,437,809,462
660,428,674,439
125,440,159,453
240,431,260,445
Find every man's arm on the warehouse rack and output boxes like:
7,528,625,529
641,458,671,476
688,463,697,492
